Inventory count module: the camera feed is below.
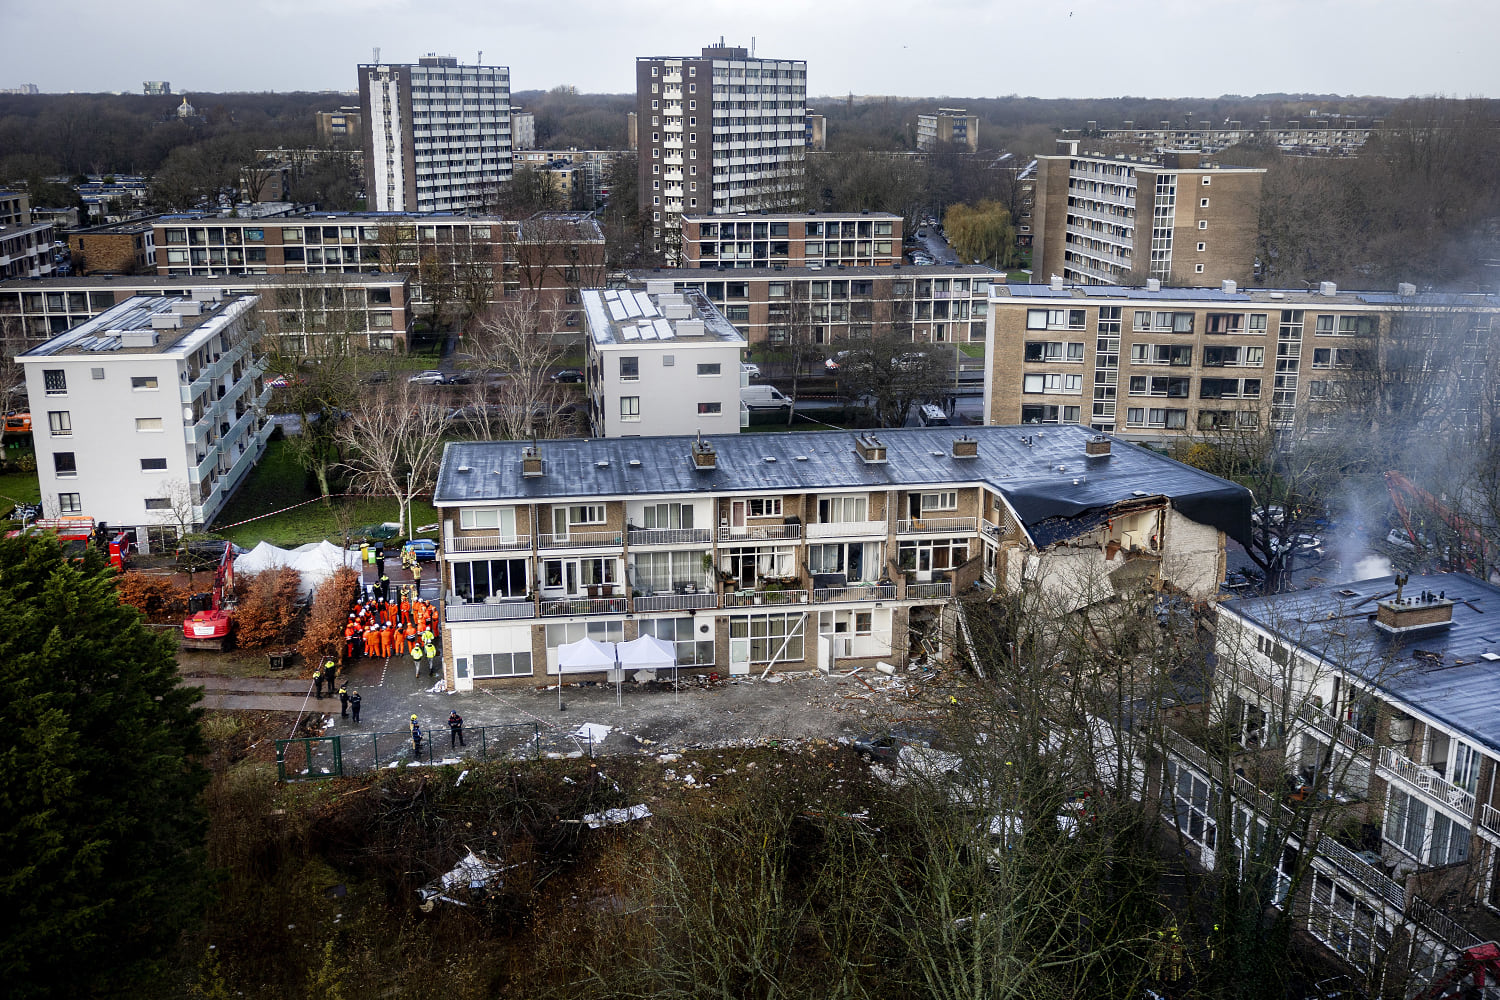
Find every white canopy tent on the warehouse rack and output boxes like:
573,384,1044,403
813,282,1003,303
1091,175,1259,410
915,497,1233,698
616,633,681,700
555,636,619,710
233,540,361,594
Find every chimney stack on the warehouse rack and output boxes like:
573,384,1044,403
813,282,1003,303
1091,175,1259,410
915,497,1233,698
952,435,978,459
1085,434,1112,458
521,445,544,478
691,435,717,470
853,433,887,465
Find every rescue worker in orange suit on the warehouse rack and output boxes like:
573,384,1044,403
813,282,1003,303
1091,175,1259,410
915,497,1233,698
393,624,407,656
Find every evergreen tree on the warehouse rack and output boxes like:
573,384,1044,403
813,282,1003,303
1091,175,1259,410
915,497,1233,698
0,536,208,998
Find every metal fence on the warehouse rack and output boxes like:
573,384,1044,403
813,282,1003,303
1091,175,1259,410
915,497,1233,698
276,722,542,780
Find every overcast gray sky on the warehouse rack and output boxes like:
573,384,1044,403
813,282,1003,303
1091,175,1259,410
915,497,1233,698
4,0,1494,98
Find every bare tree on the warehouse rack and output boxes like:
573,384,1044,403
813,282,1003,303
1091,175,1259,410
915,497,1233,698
762,284,823,426
834,332,951,428
457,295,566,442
335,380,450,538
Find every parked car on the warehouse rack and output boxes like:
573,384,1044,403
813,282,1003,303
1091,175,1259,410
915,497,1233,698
402,539,438,562
359,370,390,385
549,368,585,383
355,522,402,543
852,726,940,764
1385,527,1418,551
740,385,792,412
741,362,760,379
408,370,446,385
442,371,475,385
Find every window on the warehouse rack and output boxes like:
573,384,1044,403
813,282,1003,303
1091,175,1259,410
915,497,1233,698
1129,375,1191,397
48,411,71,436
1024,341,1084,362
1133,311,1194,332
1021,404,1079,424
921,491,957,511
468,648,533,678
144,497,171,510
135,417,163,432
1196,242,1206,252
140,458,168,471
43,369,66,395
1198,220,1208,230
459,506,517,536
619,356,639,380
1338,315,1376,335
748,497,782,518
619,397,640,421
695,362,721,376
452,557,528,601
1315,315,1336,335
58,493,81,513
1194,264,1205,273
1026,308,1086,330
1200,198,1209,208
640,503,694,529
818,495,868,523
640,616,714,666
730,612,806,663
1202,176,1211,185
567,504,606,525
1248,313,1268,333
697,402,722,414
131,376,159,390
1205,313,1242,334
1024,373,1084,394
1125,407,1187,428
53,452,76,477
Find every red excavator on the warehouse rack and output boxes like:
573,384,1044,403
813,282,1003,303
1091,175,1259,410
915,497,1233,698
1384,471,1493,576
182,541,235,651
1410,940,1500,1000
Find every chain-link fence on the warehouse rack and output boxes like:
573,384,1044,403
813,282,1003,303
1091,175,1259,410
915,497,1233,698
276,722,542,780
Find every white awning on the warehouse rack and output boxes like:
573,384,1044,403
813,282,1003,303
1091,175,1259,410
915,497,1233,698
556,637,617,673
616,634,676,670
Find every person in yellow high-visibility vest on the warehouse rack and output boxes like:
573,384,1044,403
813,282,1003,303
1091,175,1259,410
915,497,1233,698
410,639,425,678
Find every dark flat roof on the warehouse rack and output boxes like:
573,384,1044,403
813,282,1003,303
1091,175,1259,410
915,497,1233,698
1223,572,1500,756
993,283,1500,309
435,424,1250,547
629,264,1000,281
0,272,411,291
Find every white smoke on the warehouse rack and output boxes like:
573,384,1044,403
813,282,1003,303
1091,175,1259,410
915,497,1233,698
1351,555,1393,580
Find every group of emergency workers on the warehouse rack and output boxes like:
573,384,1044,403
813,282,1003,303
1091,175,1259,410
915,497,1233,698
341,585,440,674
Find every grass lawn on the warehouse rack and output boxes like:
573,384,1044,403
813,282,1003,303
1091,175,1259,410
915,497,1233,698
211,438,434,548
0,466,41,511
956,342,986,359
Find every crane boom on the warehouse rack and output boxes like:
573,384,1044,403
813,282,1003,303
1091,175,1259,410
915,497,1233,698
1384,471,1492,575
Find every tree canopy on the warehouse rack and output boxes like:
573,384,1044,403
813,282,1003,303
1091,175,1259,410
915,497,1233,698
0,536,208,998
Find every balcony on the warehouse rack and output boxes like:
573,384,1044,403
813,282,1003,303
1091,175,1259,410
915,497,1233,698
541,596,629,617
1315,837,1405,910
723,588,808,608
1376,746,1474,817
1297,703,1376,754
906,581,953,601
627,526,712,547
897,516,978,535
1481,802,1500,841
634,592,718,613
446,599,536,622
806,520,887,540
980,521,1002,541
538,530,624,549
449,533,532,554
718,523,802,542
813,584,896,604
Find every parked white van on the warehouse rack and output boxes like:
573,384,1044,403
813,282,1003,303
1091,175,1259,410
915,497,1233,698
740,385,792,412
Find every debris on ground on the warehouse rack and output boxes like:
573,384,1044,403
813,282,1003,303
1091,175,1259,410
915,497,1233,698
417,849,518,909
580,803,652,829
573,722,612,744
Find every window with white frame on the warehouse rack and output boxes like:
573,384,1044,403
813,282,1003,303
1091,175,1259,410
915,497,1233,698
135,417,163,432
620,396,641,421
921,491,957,512
460,506,517,537
1026,308,1087,331
640,616,714,665
1023,341,1086,362
748,497,782,518
58,492,82,513
730,612,805,662
640,502,694,529
817,495,868,523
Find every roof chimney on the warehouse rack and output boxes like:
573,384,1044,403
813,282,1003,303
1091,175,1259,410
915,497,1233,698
691,434,717,470
521,445,544,478
951,435,978,459
1085,434,1112,458
853,433,887,465
1373,589,1455,635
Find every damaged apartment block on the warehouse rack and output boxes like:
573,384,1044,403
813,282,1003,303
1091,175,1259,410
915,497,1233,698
429,424,1251,692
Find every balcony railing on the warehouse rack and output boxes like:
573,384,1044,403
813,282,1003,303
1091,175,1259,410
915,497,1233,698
723,589,808,607
1482,802,1500,840
628,526,712,546
1297,703,1376,753
634,592,718,612
718,523,802,541
1406,895,1485,952
980,521,1002,540
448,533,532,554
906,581,953,600
1315,837,1404,910
1377,746,1475,817
897,516,978,535
538,530,624,549
813,584,896,603
806,520,887,539
541,596,629,617
446,599,536,622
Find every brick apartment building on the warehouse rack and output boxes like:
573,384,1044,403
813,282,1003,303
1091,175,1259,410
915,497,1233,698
0,273,413,354
678,212,903,269
148,212,604,334
67,217,162,275
1031,141,1264,288
629,264,1000,347
636,43,807,257
429,425,1247,690
983,279,1500,443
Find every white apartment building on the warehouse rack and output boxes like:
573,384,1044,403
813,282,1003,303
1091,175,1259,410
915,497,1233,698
358,55,512,213
19,293,272,548
0,191,56,280
585,281,746,438
636,44,807,257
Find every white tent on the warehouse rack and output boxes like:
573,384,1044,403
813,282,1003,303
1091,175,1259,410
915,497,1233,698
616,634,676,670
233,540,361,594
556,637,617,674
